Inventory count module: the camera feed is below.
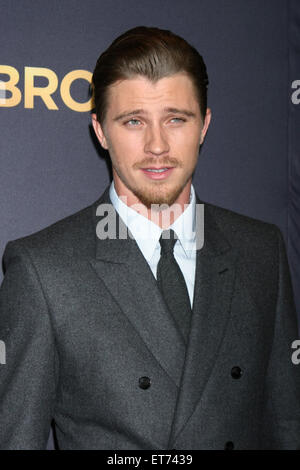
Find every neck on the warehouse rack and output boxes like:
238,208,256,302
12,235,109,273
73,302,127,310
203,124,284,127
113,178,192,229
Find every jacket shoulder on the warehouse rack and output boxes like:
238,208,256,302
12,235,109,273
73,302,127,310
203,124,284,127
202,201,285,312
203,200,281,243
3,199,100,265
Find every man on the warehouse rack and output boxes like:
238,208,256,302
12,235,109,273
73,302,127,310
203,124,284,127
0,26,299,450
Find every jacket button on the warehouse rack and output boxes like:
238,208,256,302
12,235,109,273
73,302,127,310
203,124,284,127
139,376,151,389
231,366,242,379
224,441,234,450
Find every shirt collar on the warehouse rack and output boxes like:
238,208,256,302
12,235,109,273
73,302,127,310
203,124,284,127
109,181,196,262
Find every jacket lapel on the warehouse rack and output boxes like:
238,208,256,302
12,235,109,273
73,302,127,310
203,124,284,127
168,200,237,445
89,188,186,388
88,187,237,441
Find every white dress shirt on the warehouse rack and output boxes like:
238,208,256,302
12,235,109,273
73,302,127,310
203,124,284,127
109,181,197,307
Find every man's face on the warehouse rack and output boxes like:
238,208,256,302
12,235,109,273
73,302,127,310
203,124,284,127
92,72,211,208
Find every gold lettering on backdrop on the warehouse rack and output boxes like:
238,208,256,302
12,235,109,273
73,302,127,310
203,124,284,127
24,67,59,109
0,65,22,107
0,65,94,111
60,70,93,112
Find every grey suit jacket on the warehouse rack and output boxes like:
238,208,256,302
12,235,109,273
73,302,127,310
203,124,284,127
0,187,299,450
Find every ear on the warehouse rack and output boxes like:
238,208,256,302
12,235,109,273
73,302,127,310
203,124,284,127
91,113,109,150
199,108,212,145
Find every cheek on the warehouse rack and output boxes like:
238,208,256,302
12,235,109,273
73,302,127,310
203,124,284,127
112,130,142,154
171,127,200,148
109,144,137,173
176,136,200,162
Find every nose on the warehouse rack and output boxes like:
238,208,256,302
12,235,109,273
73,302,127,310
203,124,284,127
144,123,170,156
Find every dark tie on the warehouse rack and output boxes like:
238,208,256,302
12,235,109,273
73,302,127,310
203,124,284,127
156,229,192,344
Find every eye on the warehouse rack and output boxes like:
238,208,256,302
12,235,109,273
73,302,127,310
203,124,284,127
170,117,186,123
124,119,141,126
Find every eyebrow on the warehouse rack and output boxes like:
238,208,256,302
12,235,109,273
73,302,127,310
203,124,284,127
112,107,197,122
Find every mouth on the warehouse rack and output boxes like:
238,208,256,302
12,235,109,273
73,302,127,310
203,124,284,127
140,167,175,180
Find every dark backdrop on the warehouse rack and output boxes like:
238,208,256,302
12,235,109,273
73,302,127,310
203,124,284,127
1,0,299,449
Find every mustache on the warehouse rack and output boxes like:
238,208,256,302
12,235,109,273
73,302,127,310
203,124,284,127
134,156,182,169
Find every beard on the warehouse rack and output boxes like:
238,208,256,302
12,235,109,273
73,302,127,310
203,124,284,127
132,180,189,209
113,156,194,209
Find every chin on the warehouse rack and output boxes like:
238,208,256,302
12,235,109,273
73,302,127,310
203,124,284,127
132,182,187,209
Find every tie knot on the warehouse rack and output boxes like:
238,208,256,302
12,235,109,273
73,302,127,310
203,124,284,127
159,229,178,255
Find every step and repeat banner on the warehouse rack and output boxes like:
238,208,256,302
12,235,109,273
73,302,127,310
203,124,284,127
1,0,299,449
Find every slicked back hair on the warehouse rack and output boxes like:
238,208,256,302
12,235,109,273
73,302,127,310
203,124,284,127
92,26,209,127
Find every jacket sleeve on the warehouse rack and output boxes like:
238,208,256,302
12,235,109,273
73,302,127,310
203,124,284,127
0,241,58,449
262,226,300,449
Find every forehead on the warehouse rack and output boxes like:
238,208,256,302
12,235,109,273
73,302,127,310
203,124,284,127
106,73,199,113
